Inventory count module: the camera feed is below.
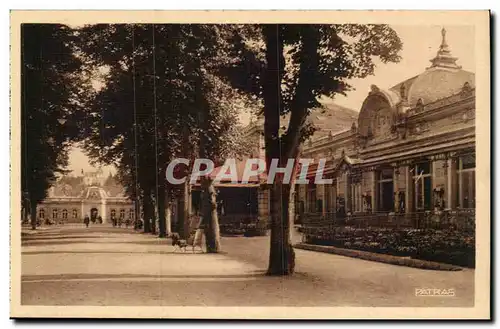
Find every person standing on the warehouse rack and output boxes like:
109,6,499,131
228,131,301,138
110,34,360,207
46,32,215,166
84,215,90,228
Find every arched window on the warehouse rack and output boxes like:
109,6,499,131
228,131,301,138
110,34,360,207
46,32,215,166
120,209,125,219
72,209,78,219
52,209,58,219
128,209,134,219
111,209,116,218
62,209,68,219
38,209,45,219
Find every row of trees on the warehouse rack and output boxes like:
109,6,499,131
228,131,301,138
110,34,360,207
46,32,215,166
21,23,401,275
77,24,251,252
21,24,90,228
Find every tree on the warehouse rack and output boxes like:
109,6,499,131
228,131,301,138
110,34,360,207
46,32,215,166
171,25,254,252
219,24,402,275
78,24,163,234
77,24,242,243
21,24,87,229
195,74,252,252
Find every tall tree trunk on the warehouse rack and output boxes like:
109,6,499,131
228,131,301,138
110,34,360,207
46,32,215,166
150,189,157,234
142,191,153,233
150,209,156,234
178,179,191,239
165,200,172,236
262,24,296,275
267,177,295,275
30,201,37,230
22,198,28,224
134,198,141,230
201,177,221,253
157,173,167,238
262,25,320,275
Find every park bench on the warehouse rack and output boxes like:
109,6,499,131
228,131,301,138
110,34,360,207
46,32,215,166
171,229,204,253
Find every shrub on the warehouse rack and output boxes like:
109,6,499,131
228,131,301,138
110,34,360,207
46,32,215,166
303,226,475,267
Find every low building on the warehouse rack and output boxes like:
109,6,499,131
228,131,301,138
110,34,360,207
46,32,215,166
36,169,135,224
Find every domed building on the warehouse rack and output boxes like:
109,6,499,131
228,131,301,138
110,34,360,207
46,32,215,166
294,27,475,223
36,170,135,224
174,28,475,232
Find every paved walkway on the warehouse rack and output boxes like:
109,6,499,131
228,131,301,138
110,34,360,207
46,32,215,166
21,224,474,307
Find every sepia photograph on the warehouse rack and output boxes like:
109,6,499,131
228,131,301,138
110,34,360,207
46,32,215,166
9,10,490,319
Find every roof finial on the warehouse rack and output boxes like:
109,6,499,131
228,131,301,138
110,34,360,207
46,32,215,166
428,27,461,70
441,27,447,47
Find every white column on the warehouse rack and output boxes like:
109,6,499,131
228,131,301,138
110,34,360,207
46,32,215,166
101,201,107,223
344,173,350,213
445,159,452,209
393,167,399,213
318,184,326,217
404,166,412,214
371,170,377,212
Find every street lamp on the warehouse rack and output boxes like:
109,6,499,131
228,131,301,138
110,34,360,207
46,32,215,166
58,118,67,125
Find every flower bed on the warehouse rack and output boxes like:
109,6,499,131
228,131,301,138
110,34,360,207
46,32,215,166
220,221,268,236
303,226,475,267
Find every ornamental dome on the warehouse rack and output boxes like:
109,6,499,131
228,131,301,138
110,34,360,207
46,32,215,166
407,67,475,106
390,28,475,109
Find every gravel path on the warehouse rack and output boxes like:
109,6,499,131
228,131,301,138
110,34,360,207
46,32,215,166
21,224,474,307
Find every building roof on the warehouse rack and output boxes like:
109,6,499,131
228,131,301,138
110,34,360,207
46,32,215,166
48,173,127,199
405,68,475,107
305,103,358,138
386,28,475,108
244,101,358,140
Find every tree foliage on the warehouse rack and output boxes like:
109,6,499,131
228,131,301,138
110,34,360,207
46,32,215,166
21,24,88,228
77,24,250,243
218,24,402,275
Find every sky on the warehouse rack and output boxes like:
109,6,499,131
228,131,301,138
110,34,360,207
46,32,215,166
66,24,475,176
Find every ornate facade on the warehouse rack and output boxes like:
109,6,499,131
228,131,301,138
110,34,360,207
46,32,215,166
241,28,475,226
295,28,475,222
36,169,135,224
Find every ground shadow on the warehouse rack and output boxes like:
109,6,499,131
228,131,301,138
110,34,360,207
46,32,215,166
22,272,267,281
22,235,120,241
22,250,210,256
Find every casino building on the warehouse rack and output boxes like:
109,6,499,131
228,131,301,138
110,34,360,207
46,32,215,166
35,169,135,224
295,28,476,223
237,28,475,227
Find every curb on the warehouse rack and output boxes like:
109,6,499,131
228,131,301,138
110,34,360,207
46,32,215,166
294,243,463,271
21,228,53,235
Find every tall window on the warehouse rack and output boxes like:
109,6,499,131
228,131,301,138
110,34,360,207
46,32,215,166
325,184,335,213
52,209,58,219
120,209,125,219
378,168,394,212
336,174,346,216
72,209,78,219
413,161,432,211
352,182,363,212
129,209,134,219
307,184,317,213
456,154,475,208
38,209,45,219
62,209,68,219
111,209,116,218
